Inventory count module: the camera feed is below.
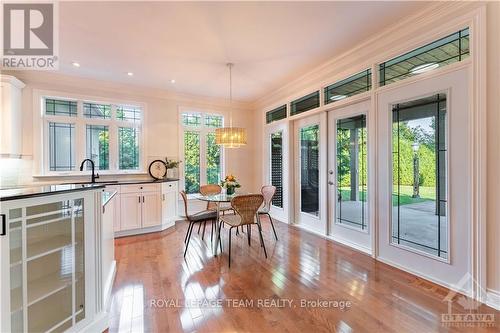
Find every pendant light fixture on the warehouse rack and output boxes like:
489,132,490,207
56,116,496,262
215,63,247,148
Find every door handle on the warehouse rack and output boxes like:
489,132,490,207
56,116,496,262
1,214,6,236
328,181,335,186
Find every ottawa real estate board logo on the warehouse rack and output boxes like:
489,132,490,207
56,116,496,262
1,1,58,70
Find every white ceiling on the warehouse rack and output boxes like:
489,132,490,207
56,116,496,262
58,1,430,101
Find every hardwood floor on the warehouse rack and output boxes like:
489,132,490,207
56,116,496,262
110,217,499,333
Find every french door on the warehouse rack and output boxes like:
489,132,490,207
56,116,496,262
294,113,327,233
377,67,471,292
265,122,290,223
327,101,372,253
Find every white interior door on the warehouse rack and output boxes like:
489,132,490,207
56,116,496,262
327,101,372,254
294,113,327,233
264,121,289,223
377,67,471,293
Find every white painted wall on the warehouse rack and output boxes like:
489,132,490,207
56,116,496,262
0,70,258,193
253,2,500,301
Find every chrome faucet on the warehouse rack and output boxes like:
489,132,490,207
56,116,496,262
79,159,99,183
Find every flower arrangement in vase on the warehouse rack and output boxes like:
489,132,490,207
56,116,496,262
165,158,181,178
220,174,241,195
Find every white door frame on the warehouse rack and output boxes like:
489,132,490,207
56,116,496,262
264,121,290,223
293,112,327,234
327,100,373,255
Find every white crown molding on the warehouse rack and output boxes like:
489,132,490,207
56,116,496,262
254,1,482,110
0,74,26,89
3,70,254,111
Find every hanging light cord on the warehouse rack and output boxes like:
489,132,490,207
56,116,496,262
228,63,233,127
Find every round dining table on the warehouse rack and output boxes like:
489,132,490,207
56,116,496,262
198,193,239,255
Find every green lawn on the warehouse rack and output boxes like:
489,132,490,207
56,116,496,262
339,185,435,206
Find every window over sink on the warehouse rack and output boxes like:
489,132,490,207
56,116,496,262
38,95,144,175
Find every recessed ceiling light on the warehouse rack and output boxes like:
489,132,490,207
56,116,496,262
127,72,134,76
410,62,439,75
72,62,80,68
330,94,347,101
170,79,176,84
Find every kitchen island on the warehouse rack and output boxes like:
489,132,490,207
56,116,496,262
0,184,114,333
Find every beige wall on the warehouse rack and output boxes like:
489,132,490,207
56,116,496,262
0,71,257,191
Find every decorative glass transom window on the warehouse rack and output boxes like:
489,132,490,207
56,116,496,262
41,97,143,174
324,69,372,104
291,91,320,116
379,28,469,86
266,105,287,124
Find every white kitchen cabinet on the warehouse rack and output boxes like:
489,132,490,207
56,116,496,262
142,192,162,227
111,181,179,238
162,181,178,226
0,75,25,157
0,189,107,333
119,192,142,231
105,185,121,232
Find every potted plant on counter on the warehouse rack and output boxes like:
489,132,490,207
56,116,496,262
220,174,241,195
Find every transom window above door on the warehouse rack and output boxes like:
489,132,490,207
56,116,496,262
40,96,144,174
180,111,224,194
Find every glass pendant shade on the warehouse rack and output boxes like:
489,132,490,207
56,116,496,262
215,127,247,148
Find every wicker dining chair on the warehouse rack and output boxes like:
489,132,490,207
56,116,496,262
258,185,278,240
218,194,266,267
180,191,217,257
199,184,234,215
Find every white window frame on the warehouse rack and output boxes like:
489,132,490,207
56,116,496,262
32,89,147,176
178,107,225,195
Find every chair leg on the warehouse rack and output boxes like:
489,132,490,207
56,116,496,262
267,213,278,241
210,220,214,244
197,223,201,233
217,221,223,252
228,227,233,268
236,227,240,236
257,218,268,258
247,224,251,246
184,222,195,257
202,221,206,240
184,221,193,244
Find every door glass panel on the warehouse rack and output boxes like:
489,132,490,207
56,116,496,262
270,132,283,208
392,94,448,259
184,131,200,193
300,125,320,216
336,115,367,230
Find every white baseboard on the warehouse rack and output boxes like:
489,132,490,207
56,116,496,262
329,234,372,256
290,223,372,256
376,256,471,297
114,219,177,238
486,289,500,310
80,312,109,333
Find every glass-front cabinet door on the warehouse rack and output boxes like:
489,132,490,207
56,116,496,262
1,193,91,333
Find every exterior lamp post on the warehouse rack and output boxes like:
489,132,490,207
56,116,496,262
412,142,420,198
